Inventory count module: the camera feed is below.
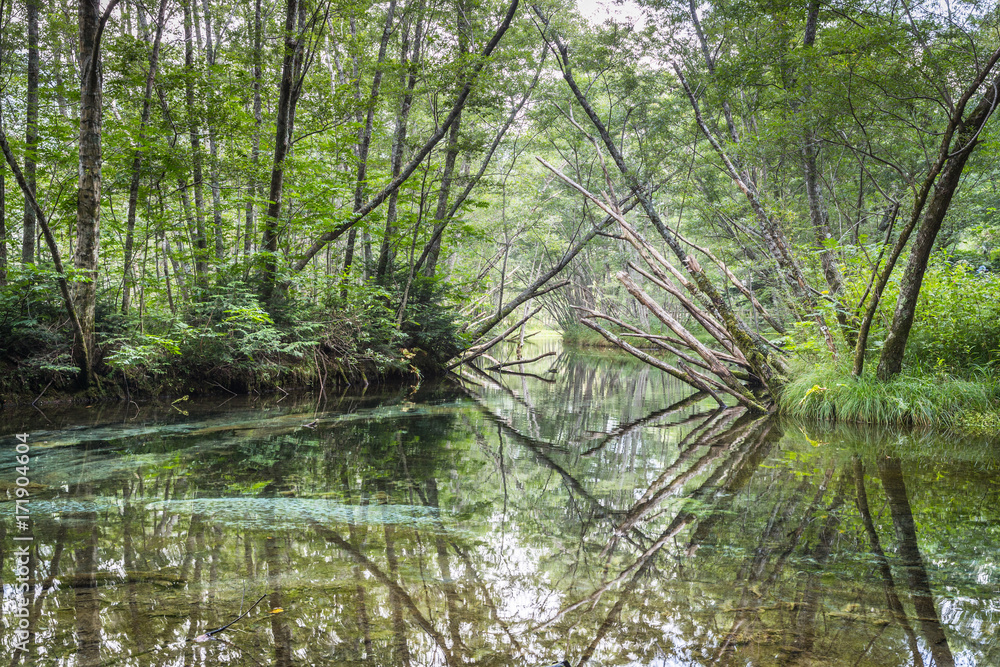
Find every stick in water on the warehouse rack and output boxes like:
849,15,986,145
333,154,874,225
194,594,268,642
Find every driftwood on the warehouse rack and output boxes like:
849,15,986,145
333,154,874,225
485,350,556,372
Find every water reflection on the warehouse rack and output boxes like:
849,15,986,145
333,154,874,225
0,338,997,665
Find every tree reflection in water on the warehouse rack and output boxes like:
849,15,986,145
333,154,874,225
0,342,997,665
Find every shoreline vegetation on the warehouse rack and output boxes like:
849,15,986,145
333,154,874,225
4,323,998,439
779,364,1000,433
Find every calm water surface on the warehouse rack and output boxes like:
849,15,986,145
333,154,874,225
1,337,998,666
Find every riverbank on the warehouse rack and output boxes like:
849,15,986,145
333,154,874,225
779,363,1000,434
0,330,431,407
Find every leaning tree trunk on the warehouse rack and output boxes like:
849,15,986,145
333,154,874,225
534,10,786,401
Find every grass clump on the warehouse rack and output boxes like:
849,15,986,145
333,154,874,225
780,363,1000,429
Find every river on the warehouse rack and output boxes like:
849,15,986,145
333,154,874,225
1,335,997,665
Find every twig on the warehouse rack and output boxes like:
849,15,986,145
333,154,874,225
210,381,237,396
194,594,267,642
32,380,54,407
505,330,539,343
493,369,557,383
485,351,556,371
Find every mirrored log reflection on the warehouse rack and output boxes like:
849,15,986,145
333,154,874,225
0,342,997,666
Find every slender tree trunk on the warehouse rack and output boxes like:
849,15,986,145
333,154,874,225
0,0,8,284
411,45,545,276
1,126,91,384
422,0,469,279
260,0,299,300
0,157,6,285
343,1,397,284
22,0,40,264
201,0,224,262
183,0,208,284
291,0,521,274
244,0,262,259
421,114,461,278
50,0,72,118
375,13,423,281
800,0,855,348
122,0,168,315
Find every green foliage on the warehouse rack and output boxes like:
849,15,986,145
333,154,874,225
846,253,1000,374
0,265,68,359
104,332,181,379
561,323,612,347
905,258,1000,371
396,276,465,367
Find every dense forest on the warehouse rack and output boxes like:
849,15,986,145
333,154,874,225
0,0,998,424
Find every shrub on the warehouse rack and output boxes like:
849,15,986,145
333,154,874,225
845,252,1000,374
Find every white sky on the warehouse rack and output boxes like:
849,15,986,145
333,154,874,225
576,0,648,26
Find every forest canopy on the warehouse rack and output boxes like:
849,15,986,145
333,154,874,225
0,0,998,421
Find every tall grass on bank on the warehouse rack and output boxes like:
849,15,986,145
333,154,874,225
780,364,1000,428
561,323,616,347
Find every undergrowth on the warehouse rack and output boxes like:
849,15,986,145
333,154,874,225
780,363,1000,430
0,269,463,403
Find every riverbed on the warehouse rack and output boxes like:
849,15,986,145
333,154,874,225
1,336,997,665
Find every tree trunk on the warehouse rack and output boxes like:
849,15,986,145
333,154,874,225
422,0,469,279
183,0,208,284
535,14,785,397
259,0,299,300
244,0,263,259
201,0,224,262
22,0,40,265
50,0,72,119
343,1,397,284
800,0,856,348
0,156,5,285
878,457,956,667
122,0,168,315
376,11,424,281
291,0,521,274
1,115,92,386
421,113,462,278
75,0,120,386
